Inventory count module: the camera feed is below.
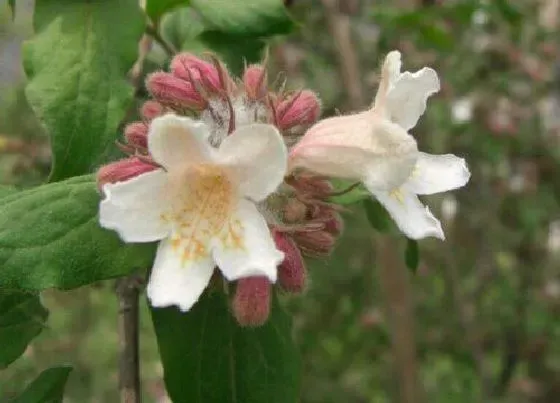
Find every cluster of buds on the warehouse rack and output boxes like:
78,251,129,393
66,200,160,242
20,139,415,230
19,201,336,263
97,52,342,327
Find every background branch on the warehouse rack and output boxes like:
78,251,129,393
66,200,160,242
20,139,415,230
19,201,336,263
115,276,142,403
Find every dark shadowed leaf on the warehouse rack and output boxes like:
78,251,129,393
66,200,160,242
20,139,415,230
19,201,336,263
23,0,144,181
151,290,301,403
0,290,48,368
13,366,72,403
405,239,419,273
363,198,391,232
0,176,156,290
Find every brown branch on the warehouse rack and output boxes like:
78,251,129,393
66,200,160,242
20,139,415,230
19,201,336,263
375,235,425,403
115,276,142,403
319,0,364,111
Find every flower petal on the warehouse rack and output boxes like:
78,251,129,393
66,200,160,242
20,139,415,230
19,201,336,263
215,123,287,201
386,67,440,131
405,152,470,195
368,188,445,240
148,114,211,169
99,169,170,242
212,200,283,282
146,238,215,312
291,113,418,189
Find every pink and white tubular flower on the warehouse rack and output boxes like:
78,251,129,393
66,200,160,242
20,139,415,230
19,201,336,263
290,50,470,240
99,114,287,311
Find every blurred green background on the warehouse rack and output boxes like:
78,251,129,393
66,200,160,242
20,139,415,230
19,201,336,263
1,0,559,402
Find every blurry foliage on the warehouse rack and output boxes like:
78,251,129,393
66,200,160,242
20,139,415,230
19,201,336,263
0,0,559,402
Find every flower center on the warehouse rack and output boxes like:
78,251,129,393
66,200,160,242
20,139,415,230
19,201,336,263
165,163,236,263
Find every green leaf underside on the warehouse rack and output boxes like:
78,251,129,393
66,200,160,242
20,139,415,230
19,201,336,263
0,176,156,291
191,0,294,37
161,7,266,75
150,291,301,403
0,291,48,368
13,366,73,403
145,0,190,21
363,199,391,232
23,0,144,182
405,239,420,272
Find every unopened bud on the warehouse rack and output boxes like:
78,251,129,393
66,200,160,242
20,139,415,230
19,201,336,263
273,231,306,293
322,209,343,236
276,90,321,130
170,53,225,94
140,101,164,120
232,276,271,327
97,157,156,189
294,230,335,257
243,64,267,101
124,122,148,148
289,175,333,198
146,72,207,110
283,198,308,223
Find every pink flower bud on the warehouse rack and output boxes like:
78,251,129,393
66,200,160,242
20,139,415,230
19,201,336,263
276,90,321,130
243,64,267,101
293,230,335,257
96,157,156,189
170,53,225,94
140,101,164,120
146,72,207,110
273,231,306,293
124,122,148,148
288,174,333,198
232,276,271,327
283,198,308,223
324,211,343,235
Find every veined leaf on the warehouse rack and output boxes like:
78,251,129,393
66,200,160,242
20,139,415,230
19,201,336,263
23,0,144,181
151,291,301,403
0,176,156,290
0,290,48,368
13,366,72,403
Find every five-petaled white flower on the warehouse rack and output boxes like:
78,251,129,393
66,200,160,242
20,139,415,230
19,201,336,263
99,114,287,311
290,50,470,240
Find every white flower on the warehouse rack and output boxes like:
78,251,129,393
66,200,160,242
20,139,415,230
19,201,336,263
290,50,470,240
99,114,287,311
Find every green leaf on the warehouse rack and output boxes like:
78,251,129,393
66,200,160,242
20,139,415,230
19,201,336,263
145,0,190,22
363,199,391,232
151,291,301,403
0,185,17,199
13,366,72,403
0,290,48,368
0,176,156,291
200,32,265,75
191,0,294,37
23,0,145,182
404,239,419,273
161,7,207,52
8,0,15,19
329,180,371,205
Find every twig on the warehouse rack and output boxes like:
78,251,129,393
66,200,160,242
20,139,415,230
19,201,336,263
319,0,364,110
375,235,424,403
146,24,176,58
115,275,142,403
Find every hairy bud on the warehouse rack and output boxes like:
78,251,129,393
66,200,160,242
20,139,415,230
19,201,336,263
283,198,308,223
294,230,335,257
124,122,148,148
171,53,228,95
146,72,207,110
232,276,271,327
288,174,333,199
96,157,156,189
276,90,321,130
140,101,164,120
243,64,267,101
274,231,306,293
